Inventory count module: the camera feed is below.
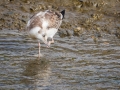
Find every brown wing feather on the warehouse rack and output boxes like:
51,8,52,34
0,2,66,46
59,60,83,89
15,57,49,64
28,15,42,30
27,10,63,31
44,10,62,29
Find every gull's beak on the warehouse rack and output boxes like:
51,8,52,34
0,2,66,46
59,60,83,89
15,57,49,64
46,41,51,48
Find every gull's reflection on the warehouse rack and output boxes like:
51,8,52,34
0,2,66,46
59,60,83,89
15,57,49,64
22,57,51,89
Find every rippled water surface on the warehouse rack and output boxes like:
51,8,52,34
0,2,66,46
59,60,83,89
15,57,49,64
0,30,120,90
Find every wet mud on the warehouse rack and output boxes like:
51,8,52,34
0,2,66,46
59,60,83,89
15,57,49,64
0,0,120,38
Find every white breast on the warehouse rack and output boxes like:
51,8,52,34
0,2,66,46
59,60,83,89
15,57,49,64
29,27,42,40
46,28,58,38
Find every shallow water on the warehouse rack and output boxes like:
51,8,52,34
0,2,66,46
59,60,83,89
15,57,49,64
0,30,120,90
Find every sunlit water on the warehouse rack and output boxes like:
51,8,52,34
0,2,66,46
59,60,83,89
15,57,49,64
0,30,120,90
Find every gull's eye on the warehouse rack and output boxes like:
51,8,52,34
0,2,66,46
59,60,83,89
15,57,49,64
47,26,50,29
42,34,45,37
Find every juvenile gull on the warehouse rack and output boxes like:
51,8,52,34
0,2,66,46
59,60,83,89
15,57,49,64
26,10,65,57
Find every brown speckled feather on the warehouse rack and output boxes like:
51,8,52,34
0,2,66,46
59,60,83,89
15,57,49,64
27,10,63,31
44,10,62,29
27,14,43,31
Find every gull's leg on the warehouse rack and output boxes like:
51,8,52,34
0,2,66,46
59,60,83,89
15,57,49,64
42,33,47,43
44,35,48,43
42,34,49,47
47,38,54,48
47,41,51,48
51,38,54,43
38,42,41,58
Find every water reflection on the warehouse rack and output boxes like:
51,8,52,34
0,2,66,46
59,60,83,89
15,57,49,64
22,58,51,89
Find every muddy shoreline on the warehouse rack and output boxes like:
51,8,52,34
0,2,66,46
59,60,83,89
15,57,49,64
0,0,120,39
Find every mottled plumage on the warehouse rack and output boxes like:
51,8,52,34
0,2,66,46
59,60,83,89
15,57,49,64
26,10,65,57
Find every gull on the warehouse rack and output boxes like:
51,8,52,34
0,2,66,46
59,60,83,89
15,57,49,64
26,9,65,57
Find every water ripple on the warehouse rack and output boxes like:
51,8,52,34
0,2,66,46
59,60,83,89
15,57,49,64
0,30,120,90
